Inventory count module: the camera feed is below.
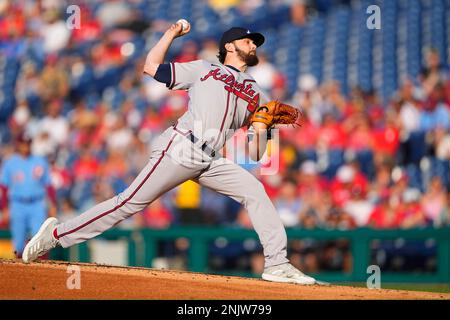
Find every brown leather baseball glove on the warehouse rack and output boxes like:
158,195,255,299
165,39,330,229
249,100,302,128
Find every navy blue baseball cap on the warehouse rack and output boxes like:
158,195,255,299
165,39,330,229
219,27,265,52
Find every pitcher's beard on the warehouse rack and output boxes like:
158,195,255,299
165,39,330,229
235,47,259,67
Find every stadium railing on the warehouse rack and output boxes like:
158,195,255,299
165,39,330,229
0,227,449,283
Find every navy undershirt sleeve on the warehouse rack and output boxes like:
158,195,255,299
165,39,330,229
154,63,172,86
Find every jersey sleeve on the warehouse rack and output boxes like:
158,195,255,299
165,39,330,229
167,60,207,90
41,158,52,186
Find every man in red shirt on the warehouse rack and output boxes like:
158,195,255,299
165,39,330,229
330,164,368,208
367,191,403,229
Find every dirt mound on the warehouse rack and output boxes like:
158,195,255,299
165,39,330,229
0,259,448,300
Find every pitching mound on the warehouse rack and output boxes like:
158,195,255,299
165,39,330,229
0,259,448,300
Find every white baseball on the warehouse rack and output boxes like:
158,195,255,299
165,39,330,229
177,19,189,31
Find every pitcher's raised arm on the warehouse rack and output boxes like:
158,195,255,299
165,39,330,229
143,21,191,77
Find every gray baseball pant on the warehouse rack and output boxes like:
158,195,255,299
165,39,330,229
55,127,288,268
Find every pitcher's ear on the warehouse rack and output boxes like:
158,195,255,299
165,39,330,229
224,42,234,53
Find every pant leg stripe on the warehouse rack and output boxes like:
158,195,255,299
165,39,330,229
57,135,176,238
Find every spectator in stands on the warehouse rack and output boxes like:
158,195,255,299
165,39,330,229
324,207,356,230
364,90,385,128
40,8,71,53
397,79,424,165
90,35,124,71
421,176,448,227
299,190,332,229
99,149,129,181
68,100,99,149
38,54,69,104
319,81,347,120
96,0,132,29
0,2,26,40
14,62,41,112
49,153,72,202
445,193,450,226
31,130,56,157
200,187,229,225
420,48,448,96
248,53,278,93
38,99,69,147
122,99,143,131
297,160,327,198
141,73,170,106
9,99,32,134
259,173,282,201
399,188,428,229
289,0,308,25
274,178,302,227
156,91,189,127
126,132,151,175
106,116,134,153
330,164,367,208
368,163,392,204
367,191,403,229
419,83,450,132
199,38,220,63
140,106,165,136
278,139,302,173
343,184,373,227
317,113,347,150
173,181,203,225
139,198,173,229
389,167,410,205
238,0,266,15
344,113,374,152
293,74,323,126
372,110,400,159
397,79,422,133
433,127,450,161
174,40,199,63
58,198,78,223
82,102,112,149
77,177,115,215
71,4,102,44
72,146,100,182
208,0,240,12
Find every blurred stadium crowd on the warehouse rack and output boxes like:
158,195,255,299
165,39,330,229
0,0,449,272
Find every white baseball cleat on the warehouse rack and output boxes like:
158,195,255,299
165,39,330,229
262,263,317,285
22,217,60,263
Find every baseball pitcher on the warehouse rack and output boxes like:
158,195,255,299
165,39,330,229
23,22,316,285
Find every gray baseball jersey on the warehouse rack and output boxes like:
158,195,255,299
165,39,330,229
169,60,270,149
54,60,289,268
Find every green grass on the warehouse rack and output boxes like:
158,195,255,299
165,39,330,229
343,283,450,294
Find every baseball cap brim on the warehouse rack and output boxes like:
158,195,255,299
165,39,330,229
220,28,265,52
238,32,265,47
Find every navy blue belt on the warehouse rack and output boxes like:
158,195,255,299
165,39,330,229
187,133,216,158
12,195,44,203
